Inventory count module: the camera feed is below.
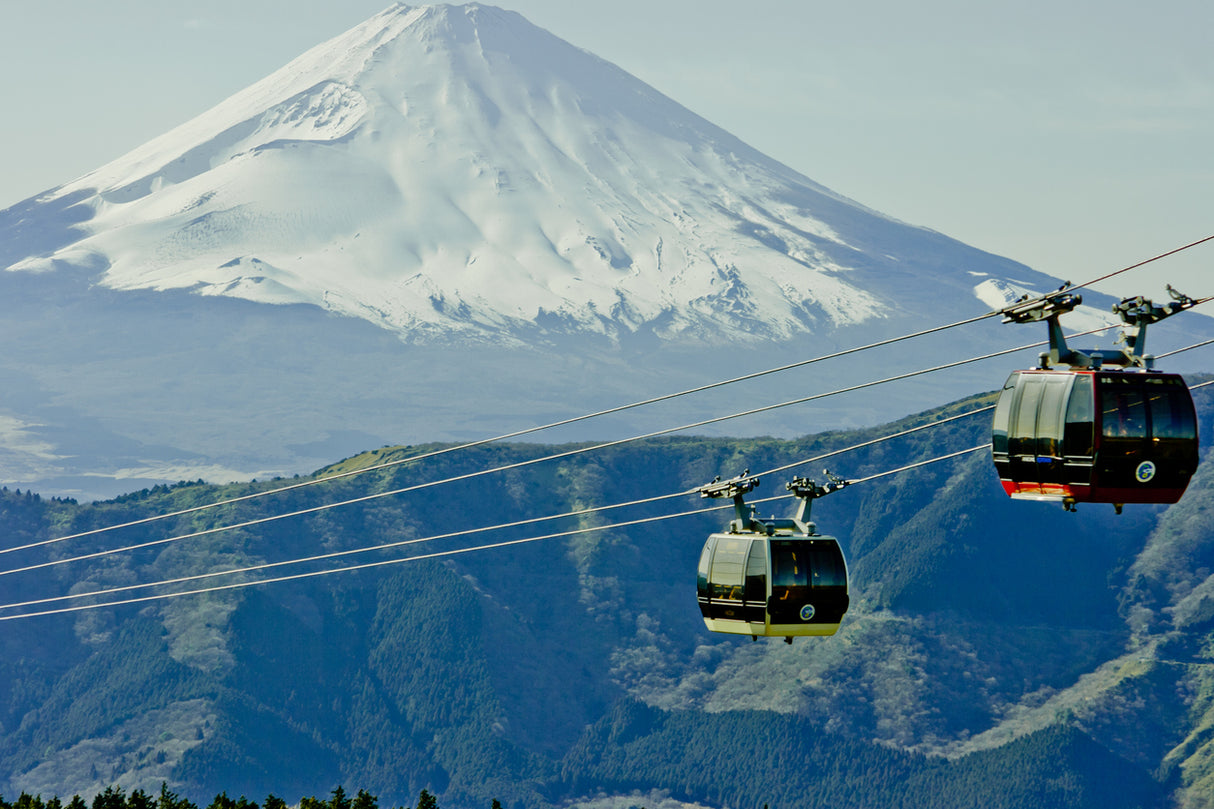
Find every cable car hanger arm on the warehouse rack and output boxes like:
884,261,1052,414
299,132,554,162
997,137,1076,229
999,285,1209,370
699,469,851,535
787,472,851,533
698,470,761,532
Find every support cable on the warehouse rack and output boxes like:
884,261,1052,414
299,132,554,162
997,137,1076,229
1158,338,1214,360
8,330,1212,618
0,405,999,613
1062,235,1214,293
847,446,991,485
0,447,993,621
0,312,998,555
12,234,1208,555
0,337,1058,578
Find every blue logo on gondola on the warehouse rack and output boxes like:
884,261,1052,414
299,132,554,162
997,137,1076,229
1136,461,1157,483
800,604,815,621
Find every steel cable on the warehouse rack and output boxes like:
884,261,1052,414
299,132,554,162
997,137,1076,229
0,446,995,621
0,337,1057,578
7,334,1212,620
0,404,1001,613
10,235,1207,556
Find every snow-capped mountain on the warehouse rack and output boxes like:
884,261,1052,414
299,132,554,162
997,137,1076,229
2,3,1207,500
6,3,1036,344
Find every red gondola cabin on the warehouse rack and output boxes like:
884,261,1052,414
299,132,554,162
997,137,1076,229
991,369,1198,509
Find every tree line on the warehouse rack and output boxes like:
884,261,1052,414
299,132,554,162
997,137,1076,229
0,786,504,809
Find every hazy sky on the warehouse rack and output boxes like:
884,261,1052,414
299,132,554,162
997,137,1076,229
2,0,1210,303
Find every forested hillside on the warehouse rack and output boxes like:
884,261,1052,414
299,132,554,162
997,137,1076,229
1,381,1212,809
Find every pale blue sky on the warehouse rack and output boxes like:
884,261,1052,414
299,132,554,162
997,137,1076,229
2,0,1211,301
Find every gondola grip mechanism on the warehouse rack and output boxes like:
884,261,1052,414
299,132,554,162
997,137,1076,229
699,470,762,533
787,471,852,534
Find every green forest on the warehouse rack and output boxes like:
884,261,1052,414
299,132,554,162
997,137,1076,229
0,785,460,809
0,384,1212,808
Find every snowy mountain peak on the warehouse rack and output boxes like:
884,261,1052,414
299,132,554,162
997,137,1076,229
5,3,1053,345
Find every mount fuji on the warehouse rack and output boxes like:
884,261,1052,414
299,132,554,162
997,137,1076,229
1,3,1203,500
7,2,994,343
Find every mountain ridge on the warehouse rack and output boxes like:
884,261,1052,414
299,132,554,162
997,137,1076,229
5,2,1054,346
1,387,1211,807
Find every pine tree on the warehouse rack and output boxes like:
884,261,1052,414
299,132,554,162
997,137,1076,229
92,787,126,809
414,791,437,809
206,794,234,809
327,788,350,809
157,783,196,809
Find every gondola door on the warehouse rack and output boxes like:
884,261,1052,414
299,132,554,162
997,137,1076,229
994,371,1080,499
1092,373,1198,502
697,534,767,631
